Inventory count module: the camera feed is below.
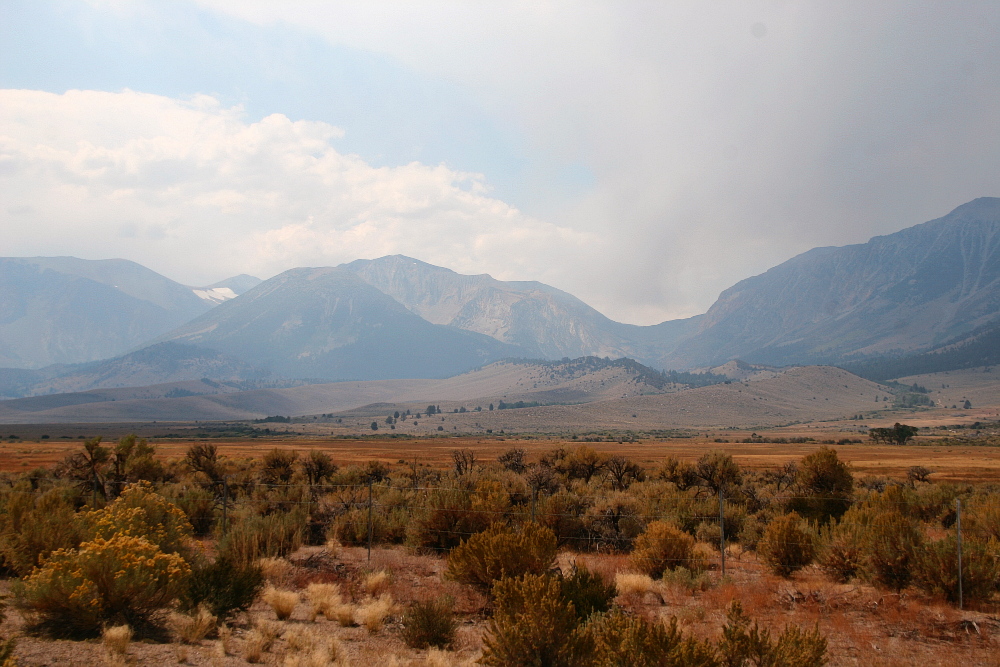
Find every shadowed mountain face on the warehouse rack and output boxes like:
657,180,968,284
0,257,212,368
342,255,700,364
153,267,528,381
664,197,1000,369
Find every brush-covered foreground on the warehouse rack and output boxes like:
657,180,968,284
0,436,999,664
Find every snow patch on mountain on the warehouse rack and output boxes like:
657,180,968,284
192,287,239,304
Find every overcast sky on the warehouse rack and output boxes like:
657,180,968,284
2,1,999,323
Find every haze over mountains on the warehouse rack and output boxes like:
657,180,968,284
0,197,998,403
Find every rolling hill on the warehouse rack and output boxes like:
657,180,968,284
0,356,688,423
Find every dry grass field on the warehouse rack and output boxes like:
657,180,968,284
3,428,1000,483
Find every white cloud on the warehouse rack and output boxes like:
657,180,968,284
0,88,596,290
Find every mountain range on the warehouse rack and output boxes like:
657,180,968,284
0,197,998,399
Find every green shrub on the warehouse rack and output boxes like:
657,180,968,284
818,506,872,583
446,522,557,594
481,574,588,667
0,487,84,576
717,601,826,667
583,493,645,551
913,536,999,603
217,510,305,565
537,491,589,547
661,566,714,593
581,610,718,667
964,494,1000,541
860,509,922,592
400,597,457,649
787,447,853,523
0,598,16,667
163,485,217,536
629,520,697,578
332,506,409,546
758,512,816,577
407,485,494,551
737,514,767,551
559,565,617,620
15,533,190,637
182,555,264,620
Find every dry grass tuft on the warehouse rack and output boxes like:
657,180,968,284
259,556,295,584
324,537,342,558
614,572,655,596
305,582,342,621
423,648,475,667
262,585,300,620
330,603,357,627
217,623,232,656
282,642,339,667
242,628,268,664
356,593,394,633
244,617,282,663
254,618,283,645
283,625,317,652
103,653,130,667
362,569,392,597
169,605,217,644
102,624,132,656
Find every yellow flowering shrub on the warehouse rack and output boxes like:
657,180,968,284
16,533,191,637
81,481,193,556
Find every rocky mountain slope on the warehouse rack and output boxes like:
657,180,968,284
663,198,1000,368
0,257,213,368
343,255,700,363
151,267,527,381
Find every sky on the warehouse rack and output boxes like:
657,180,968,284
1,1,999,324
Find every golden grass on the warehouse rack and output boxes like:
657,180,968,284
102,653,129,667
101,624,132,656
362,570,392,597
6,430,1000,482
217,623,232,656
169,605,217,644
242,628,268,664
281,630,340,667
330,603,357,627
305,582,342,621
356,593,394,633
262,586,300,620
615,572,655,596
259,556,295,583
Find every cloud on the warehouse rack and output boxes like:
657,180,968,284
5,3,1000,324
0,88,596,290
192,1,1000,322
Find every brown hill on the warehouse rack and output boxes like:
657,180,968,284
370,366,891,434
0,357,672,424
